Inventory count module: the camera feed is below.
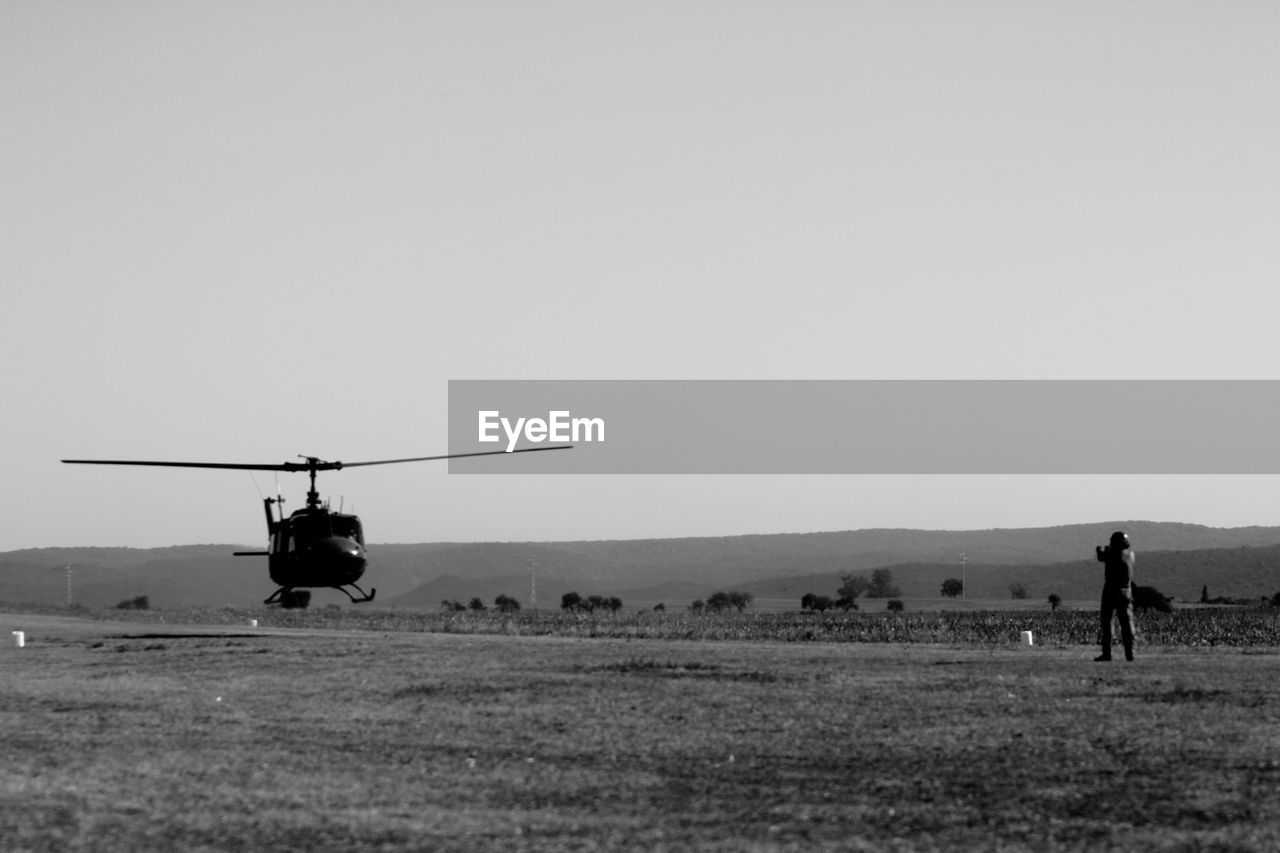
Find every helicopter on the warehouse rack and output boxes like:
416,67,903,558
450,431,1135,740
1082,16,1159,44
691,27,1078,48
61,447,571,608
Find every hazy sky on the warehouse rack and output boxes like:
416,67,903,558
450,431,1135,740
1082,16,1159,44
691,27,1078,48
4,1,1280,550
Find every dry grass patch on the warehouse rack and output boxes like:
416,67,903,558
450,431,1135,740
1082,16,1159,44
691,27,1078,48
1,616,1279,851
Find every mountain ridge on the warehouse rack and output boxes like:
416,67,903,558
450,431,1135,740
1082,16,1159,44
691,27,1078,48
4,521,1279,609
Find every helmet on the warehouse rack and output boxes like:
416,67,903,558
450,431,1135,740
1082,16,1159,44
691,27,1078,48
1110,531,1130,549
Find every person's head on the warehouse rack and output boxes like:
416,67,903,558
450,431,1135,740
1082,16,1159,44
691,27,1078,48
1110,531,1130,549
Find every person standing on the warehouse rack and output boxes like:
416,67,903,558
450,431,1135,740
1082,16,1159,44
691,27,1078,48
1095,531,1136,661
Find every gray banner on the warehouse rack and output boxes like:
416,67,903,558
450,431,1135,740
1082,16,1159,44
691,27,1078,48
447,380,1280,474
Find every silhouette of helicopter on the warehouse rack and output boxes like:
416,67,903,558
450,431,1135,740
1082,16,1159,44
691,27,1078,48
62,447,570,608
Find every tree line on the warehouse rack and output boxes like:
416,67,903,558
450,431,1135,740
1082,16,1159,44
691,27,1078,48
690,591,753,613
800,568,902,612
440,594,523,613
799,568,1178,614
560,592,623,613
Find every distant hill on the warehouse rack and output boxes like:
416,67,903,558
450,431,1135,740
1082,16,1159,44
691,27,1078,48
5,522,1280,610
724,543,1280,606
0,545,267,609
383,521,1280,609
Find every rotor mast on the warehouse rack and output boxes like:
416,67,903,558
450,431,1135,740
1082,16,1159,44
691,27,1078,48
299,456,333,510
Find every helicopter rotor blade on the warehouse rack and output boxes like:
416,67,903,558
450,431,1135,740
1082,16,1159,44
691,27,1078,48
62,459,302,472
61,445,572,473
336,445,573,469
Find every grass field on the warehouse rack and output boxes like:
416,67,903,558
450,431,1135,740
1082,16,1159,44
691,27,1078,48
3,611,1280,852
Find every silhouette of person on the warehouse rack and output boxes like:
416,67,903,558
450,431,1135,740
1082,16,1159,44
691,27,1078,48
1095,531,1136,661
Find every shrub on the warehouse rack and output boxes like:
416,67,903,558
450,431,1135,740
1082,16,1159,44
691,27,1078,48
801,593,833,613
1132,584,1172,613
868,569,901,599
837,573,869,600
706,592,732,613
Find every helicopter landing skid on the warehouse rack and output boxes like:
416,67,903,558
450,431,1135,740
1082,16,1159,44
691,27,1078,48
264,587,312,608
263,584,376,606
334,582,376,604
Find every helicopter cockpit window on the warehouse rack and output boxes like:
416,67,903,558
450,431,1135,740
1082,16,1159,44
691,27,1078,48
332,517,363,543
291,515,331,545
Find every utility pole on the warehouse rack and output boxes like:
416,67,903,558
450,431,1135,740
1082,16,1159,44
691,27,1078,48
529,559,537,612
65,564,73,609
960,551,966,601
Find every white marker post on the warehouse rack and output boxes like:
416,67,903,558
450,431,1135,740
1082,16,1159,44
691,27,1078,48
12,631,25,648
1021,630,1034,646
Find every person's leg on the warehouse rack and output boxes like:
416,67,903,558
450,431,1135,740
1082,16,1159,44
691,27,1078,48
1118,594,1135,661
1097,590,1114,661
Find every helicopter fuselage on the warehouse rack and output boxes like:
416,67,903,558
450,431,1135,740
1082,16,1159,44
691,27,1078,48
268,507,366,589
267,505,368,590
235,498,374,603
